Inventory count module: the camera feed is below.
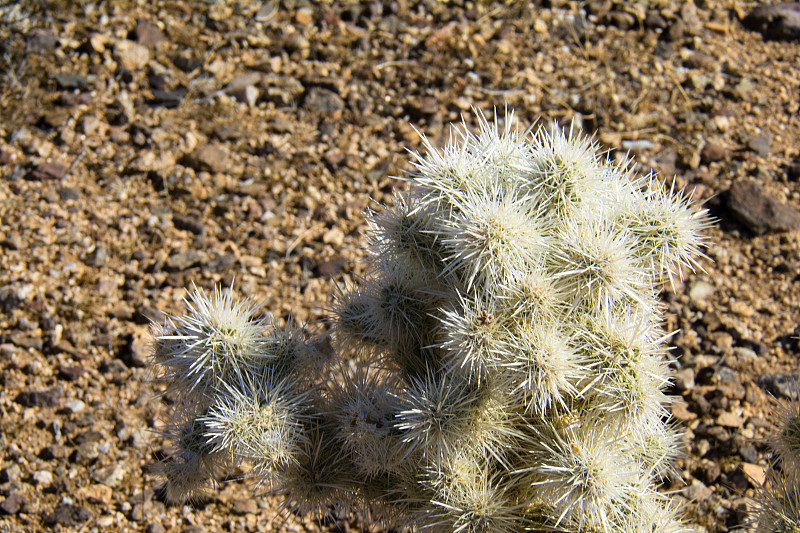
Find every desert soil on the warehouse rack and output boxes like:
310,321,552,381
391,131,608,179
1,0,800,532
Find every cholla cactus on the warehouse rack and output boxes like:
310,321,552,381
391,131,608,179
150,284,323,503
754,399,800,532
149,111,710,532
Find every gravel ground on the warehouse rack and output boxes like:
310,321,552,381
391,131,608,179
1,1,800,532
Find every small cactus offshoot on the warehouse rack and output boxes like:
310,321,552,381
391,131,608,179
754,398,800,533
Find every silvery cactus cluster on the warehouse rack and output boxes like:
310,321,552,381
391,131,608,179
150,111,710,532
754,400,800,532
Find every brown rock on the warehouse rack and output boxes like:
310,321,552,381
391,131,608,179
670,399,697,421
184,144,229,173
695,460,721,484
0,493,24,515
43,504,91,527
787,158,800,181
295,7,314,25
680,2,703,35
747,133,771,156
425,21,459,50
684,52,718,71
0,464,21,483
15,387,62,407
135,20,165,47
725,179,800,234
91,465,125,488
0,147,13,165
757,372,800,399
725,468,751,491
165,250,205,271
740,462,766,486
114,39,150,70
120,333,150,368
29,161,67,180
10,331,43,350
323,227,345,246
228,85,259,107
304,87,345,116
262,74,305,105
716,411,744,428
89,33,108,53
701,142,728,163
173,214,205,235
231,498,258,515
743,3,800,41
39,445,69,461
225,72,262,91
665,20,685,42
315,257,347,278
685,479,713,501
34,469,55,487
673,368,696,392
26,29,58,52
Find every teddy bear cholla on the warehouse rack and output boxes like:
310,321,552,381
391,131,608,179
150,110,709,533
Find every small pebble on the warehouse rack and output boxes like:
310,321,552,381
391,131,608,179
134,20,164,47
689,281,714,301
27,29,58,51
0,464,21,483
63,399,85,413
184,144,229,173
747,133,771,156
0,493,25,515
29,161,67,180
114,39,150,70
33,470,53,487
701,142,727,163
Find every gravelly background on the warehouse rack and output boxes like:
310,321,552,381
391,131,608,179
1,1,800,531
